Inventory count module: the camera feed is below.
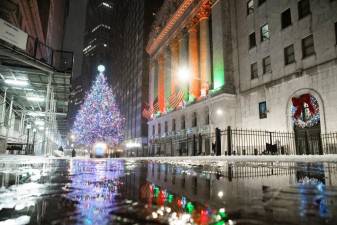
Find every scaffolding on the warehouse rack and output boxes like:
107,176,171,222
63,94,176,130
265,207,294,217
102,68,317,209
0,33,73,156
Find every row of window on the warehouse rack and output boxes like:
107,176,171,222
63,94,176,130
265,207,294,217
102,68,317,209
250,34,315,79
247,0,311,20
152,112,209,136
248,0,313,49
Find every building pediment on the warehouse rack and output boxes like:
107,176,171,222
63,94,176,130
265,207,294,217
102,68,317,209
146,0,214,56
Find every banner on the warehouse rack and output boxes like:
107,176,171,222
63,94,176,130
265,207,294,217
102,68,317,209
0,18,28,50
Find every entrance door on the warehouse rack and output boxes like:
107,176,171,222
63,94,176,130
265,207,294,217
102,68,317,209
294,125,322,155
292,94,322,155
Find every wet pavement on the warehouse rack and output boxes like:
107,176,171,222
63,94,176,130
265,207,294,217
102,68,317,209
0,157,337,225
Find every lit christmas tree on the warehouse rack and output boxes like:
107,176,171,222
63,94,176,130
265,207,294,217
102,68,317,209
72,70,124,146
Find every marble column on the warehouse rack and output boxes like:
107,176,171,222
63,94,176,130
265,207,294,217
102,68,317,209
164,48,171,107
169,39,180,94
149,60,155,106
198,2,212,94
158,53,165,112
178,30,189,101
187,18,200,99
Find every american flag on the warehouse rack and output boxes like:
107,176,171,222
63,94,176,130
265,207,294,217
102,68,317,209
168,89,184,109
153,97,160,112
142,103,153,120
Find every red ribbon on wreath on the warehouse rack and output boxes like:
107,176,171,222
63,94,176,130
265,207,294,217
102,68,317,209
292,94,316,119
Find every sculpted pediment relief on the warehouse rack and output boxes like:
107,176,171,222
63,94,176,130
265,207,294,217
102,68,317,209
149,0,184,41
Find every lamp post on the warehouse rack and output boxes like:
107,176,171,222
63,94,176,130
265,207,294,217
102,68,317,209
26,124,31,154
32,128,36,155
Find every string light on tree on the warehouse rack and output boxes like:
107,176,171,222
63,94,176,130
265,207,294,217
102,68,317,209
71,70,124,146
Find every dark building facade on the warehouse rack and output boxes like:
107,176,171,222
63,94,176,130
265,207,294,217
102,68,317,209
111,0,164,155
68,0,115,125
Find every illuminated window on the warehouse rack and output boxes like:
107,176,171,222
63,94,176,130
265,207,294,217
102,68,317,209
260,24,270,41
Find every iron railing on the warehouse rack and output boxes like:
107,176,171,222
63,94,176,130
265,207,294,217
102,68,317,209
1,34,73,73
148,127,337,157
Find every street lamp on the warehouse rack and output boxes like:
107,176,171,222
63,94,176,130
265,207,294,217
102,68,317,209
97,64,105,73
178,66,190,83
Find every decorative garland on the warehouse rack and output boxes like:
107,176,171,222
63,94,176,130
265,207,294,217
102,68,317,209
291,94,320,128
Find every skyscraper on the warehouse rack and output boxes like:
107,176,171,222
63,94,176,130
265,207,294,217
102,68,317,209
111,0,164,156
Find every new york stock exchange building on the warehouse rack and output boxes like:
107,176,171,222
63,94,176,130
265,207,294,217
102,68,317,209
144,0,337,156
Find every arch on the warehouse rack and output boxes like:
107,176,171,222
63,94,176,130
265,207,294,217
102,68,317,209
285,88,327,133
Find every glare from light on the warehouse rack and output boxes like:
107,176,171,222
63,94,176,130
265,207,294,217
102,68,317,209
35,120,45,126
5,79,29,87
94,142,107,157
26,96,45,102
27,112,45,117
216,109,223,116
70,134,76,140
178,66,190,83
218,191,224,198
126,142,141,148
103,43,107,47
97,64,105,73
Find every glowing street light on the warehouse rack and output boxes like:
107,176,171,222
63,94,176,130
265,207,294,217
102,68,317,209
26,95,45,102
216,108,224,116
178,66,190,83
97,64,105,73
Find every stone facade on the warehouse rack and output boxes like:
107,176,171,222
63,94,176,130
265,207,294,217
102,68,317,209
146,0,337,156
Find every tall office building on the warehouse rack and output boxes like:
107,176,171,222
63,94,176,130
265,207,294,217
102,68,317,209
111,0,164,156
68,0,114,125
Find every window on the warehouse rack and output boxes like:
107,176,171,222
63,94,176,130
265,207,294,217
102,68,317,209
281,9,292,29
164,121,168,133
302,35,315,58
259,101,267,119
158,123,161,136
258,0,266,6
247,0,254,15
298,0,311,19
192,112,197,127
152,125,155,136
205,109,209,125
284,44,295,65
172,119,176,132
249,32,256,49
262,56,271,74
251,62,258,79
335,22,337,45
260,24,270,41
181,116,185,130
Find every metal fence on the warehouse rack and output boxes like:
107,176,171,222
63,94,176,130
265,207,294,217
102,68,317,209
148,127,337,157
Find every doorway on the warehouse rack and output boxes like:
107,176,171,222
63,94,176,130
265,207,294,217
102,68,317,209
291,94,322,155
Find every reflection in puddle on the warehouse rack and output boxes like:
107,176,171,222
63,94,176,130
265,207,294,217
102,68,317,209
0,158,337,225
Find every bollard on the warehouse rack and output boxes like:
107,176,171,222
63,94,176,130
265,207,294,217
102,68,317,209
254,148,258,155
215,128,221,156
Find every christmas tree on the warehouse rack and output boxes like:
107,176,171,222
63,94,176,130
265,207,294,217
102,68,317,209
72,72,124,146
